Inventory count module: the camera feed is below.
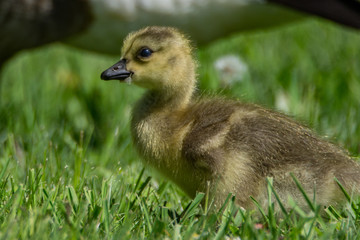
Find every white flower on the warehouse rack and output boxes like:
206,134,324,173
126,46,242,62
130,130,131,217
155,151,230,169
214,54,249,87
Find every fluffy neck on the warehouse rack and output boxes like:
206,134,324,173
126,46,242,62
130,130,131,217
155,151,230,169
144,85,194,111
138,60,197,112
130,74,195,162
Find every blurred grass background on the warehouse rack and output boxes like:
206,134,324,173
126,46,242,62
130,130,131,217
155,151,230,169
0,19,359,238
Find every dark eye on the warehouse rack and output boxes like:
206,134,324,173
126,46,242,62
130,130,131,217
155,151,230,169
138,48,153,58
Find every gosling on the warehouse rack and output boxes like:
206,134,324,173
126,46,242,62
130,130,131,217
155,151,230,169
101,26,360,212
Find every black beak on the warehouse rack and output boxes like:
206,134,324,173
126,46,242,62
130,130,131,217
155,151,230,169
100,59,131,81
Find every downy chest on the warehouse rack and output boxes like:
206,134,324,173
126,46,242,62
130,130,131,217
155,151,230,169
131,114,173,161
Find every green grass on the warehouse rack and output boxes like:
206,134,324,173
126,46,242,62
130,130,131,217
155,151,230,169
0,19,360,239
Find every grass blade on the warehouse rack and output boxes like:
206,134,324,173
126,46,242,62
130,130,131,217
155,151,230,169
180,192,205,224
290,173,315,212
129,176,152,209
266,177,289,217
334,177,359,215
67,186,79,214
0,157,10,180
250,196,268,222
214,195,235,240
139,196,152,233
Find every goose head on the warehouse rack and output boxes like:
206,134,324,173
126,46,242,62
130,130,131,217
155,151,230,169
101,26,197,96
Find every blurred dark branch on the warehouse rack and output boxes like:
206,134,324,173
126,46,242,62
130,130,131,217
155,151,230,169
0,0,92,66
270,0,360,29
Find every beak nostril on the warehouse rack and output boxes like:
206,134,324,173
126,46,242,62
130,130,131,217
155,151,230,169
101,59,130,81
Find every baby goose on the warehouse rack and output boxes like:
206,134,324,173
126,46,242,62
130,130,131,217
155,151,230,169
101,26,360,211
